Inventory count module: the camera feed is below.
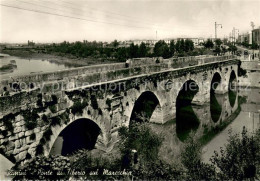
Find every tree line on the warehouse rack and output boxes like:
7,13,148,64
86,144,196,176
43,39,196,61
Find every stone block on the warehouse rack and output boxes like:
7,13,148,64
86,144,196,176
14,126,22,133
34,128,40,133
13,148,19,155
15,139,21,149
26,136,33,144
6,141,15,151
18,132,25,138
8,135,18,141
25,130,33,136
19,145,29,152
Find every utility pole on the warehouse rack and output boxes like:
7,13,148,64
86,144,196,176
215,22,222,39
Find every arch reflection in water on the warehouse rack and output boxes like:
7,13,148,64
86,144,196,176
176,80,200,142
228,70,237,108
210,72,222,123
50,118,101,156
130,91,162,126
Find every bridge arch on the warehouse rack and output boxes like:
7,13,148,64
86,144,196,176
129,91,163,126
44,112,105,157
175,79,200,141
49,118,101,156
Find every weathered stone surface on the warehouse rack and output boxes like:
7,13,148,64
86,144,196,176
26,136,33,144
18,132,25,138
6,141,15,151
8,135,18,141
18,151,27,160
15,139,22,149
14,126,22,133
25,130,33,136
34,128,40,133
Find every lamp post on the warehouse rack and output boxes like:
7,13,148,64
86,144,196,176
215,22,222,39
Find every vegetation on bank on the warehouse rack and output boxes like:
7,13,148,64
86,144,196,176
10,121,260,180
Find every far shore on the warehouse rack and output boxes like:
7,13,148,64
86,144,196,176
0,49,119,67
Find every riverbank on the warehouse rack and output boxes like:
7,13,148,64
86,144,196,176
0,49,119,67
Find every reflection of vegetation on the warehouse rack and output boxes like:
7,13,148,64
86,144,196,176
176,105,200,141
210,94,222,123
200,96,246,145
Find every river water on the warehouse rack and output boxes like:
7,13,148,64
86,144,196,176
202,88,260,163
0,53,75,80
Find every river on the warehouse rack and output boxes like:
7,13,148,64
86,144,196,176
0,53,76,80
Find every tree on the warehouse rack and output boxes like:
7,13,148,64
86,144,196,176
129,43,139,58
153,40,170,58
204,39,214,49
112,39,119,48
184,39,194,52
169,40,175,56
211,127,260,180
214,38,223,47
138,42,147,57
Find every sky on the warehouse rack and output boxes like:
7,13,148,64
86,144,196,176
0,0,259,43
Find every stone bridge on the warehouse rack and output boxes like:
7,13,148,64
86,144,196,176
0,55,240,164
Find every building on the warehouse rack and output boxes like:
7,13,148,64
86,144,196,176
252,28,260,45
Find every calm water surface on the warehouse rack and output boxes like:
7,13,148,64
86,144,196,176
0,53,75,80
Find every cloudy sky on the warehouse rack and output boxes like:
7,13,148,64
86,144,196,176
0,0,259,43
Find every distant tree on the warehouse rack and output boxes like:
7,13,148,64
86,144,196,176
116,47,127,62
175,39,181,53
112,40,119,48
184,39,194,52
214,39,223,47
180,39,185,52
251,43,259,50
129,43,139,58
154,40,170,58
204,39,214,49
169,40,175,56
138,42,147,57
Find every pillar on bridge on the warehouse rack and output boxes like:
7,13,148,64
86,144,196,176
192,84,210,105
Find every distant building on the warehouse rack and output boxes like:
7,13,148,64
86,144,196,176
28,40,35,47
252,28,260,45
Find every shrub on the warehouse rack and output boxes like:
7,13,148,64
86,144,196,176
42,114,48,123
211,127,260,180
49,105,56,113
30,133,36,140
35,145,44,155
42,128,53,141
71,99,88,115
118,123,163,162
22,110,39,130
50,116,61,126
51,94,58,104
2,113,15,132
90,95,98,109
